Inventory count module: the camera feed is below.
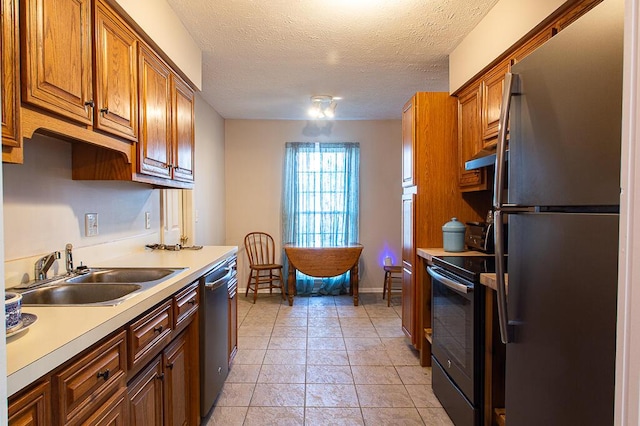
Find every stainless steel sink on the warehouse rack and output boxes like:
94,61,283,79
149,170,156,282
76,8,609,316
17,267,186,306
65,268,180,284
20,283,142,305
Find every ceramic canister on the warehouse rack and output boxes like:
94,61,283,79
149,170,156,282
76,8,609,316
5,292,22,331
442,217,466,252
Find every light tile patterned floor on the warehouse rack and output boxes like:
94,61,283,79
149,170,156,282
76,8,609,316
204,292,454,425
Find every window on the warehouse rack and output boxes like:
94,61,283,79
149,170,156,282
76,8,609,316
282,142,360,295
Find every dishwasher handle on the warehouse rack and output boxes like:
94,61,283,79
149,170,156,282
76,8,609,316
203,267,234,290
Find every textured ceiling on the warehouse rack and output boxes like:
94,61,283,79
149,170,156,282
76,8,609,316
165,0,500,120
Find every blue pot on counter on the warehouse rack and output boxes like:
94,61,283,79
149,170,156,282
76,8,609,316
443,218,466,252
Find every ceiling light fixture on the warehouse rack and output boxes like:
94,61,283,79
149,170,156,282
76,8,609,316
308,95,339,119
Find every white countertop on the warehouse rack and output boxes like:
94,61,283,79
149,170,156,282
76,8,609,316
6,245,237,397
416,247,490,261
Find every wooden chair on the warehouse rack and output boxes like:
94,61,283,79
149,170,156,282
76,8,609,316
244,232,286,304
382,265,402,307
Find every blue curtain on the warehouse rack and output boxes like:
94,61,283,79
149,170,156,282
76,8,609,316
282,142,360,296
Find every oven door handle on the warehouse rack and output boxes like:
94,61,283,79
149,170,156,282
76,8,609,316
427,266,471,294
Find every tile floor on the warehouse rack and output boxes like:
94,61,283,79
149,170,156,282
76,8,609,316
203,291,454,425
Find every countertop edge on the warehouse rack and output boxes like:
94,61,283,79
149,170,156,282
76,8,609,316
7,245,238,397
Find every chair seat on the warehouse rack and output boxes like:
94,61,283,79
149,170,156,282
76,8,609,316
250,264,283,271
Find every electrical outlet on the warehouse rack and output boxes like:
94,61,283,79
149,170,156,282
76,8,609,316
85,213,98,237
145,212,151,229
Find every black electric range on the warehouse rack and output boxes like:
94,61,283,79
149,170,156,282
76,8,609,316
428,254,505,426
432,255,504,283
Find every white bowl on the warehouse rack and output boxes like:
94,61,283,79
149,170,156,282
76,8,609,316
5,292,22,331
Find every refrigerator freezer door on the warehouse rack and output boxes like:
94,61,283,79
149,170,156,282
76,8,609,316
506,212,618,425
509,0,623,207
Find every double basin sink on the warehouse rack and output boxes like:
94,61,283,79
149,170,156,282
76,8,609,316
17,267,185,306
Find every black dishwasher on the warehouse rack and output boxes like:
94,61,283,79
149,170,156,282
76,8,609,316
199,255,235,417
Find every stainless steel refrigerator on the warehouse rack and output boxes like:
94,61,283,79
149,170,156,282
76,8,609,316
492,0,623,424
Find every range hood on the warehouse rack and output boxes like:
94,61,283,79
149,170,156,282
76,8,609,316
464,148,509,170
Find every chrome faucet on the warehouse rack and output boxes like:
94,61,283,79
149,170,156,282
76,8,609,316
34,251,61,281
65,243,74,274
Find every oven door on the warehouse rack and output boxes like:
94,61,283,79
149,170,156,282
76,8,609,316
428,265,479,404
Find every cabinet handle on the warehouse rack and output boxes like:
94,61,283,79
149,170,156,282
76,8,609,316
188,299,196,305
153,325,164,333
166,362,174,370
96,369,110,381
157,373,165,381
84,100,95,108
99,107,109,114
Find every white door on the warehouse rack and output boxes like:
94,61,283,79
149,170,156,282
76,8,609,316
161,189,182,245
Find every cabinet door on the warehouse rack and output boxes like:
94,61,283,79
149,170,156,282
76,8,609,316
171,75,195,182
22,0,93,124
401,191,415,342
8,381,51,426
457,83,487,191
481,61,510,144
94,0,138,141
401,97,415,187
138,44,172,180
163,332,190,426
128,356,164,426
2,0,20,147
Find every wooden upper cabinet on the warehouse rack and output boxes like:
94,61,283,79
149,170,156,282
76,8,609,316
94,0,138,141
402,97,415,187
512,27,554,64
2,0,20,148
457,83,487,191
481,61,510,145
171,75,195,182
138,44,172,180
22,0,94,124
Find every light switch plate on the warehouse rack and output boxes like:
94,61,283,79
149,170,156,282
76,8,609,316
145,212,151,229
85,213,98,237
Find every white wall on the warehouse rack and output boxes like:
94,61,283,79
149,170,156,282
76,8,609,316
449,0,568,92
225,119,402,294
193,94,226,246
2,135,160,287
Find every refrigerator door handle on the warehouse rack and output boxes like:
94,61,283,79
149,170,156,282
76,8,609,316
494,72,519,344
493,72,519,210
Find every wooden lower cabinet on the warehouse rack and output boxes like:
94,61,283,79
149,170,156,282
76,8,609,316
8,380,51,425
163,331,191,426
8,283,202,425
53,331,127,425
128,355,164,426
128,328,197,426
